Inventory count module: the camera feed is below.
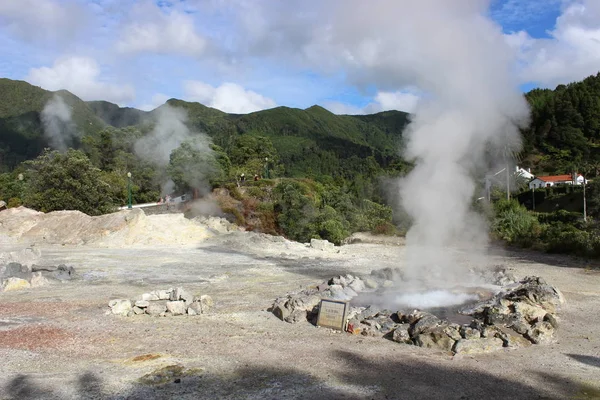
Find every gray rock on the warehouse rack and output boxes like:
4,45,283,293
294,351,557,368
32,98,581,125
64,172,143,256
273,303,290,321
310,238,336,252
364,278,378,289
170,287,183,301
166,301,186,316
410,315,441,336
443,324,462,341
492,326,532,348
284,309,306,323
392,325,412,344
460,326,481,340
328,284,350,301
153,289,172,300
414,327,456,352
453,338,504,354
132,306,145,315
526,321,554,344
348,279,366,293
146,301,167,316
509,321,530,335
2,262,32,281
188,302,202,315
109,299,132,316
53,264,75,281
330,276,348,287
544,313,559,329
135,300,150,308
200,295,214,313
139,292,160,301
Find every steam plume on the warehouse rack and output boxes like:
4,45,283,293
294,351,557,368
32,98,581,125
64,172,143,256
394,3,530,287
133,103,217,197
41,94,77,151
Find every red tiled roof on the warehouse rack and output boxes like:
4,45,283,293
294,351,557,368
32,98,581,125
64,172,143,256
536,174,581,182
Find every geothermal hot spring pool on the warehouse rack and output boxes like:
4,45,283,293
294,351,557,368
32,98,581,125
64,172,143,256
351,285,500,324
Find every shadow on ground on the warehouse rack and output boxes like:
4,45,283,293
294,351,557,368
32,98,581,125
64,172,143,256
566,353,600,368
199,244,359,281
4,350,597,400
490,245,600,270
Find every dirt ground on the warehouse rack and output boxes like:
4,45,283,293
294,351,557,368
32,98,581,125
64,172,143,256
1,233,600,399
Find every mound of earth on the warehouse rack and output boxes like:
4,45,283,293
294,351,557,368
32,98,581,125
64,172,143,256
0,207,229,247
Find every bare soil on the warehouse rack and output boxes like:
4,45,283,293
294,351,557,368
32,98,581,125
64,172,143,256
1,233,600,399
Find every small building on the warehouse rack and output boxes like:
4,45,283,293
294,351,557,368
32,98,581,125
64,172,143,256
529,174,587,189
516,166,534,180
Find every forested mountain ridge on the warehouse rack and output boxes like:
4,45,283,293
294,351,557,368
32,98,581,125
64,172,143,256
522,72,600,175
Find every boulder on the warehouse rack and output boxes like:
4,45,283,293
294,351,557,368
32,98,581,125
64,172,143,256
152,289,172,300
200,295,214,313
188,302,202,315
310,239,336,252
410,315,441,336
443,324,463,341
30,272,51,288
139,292,160,301
146,302,167,316
526,321,554,344
132,306,145,315
53,264,75,281
364,278,378,289
166,301,186,316
272,303,291,321
414,327,456,352
1,277,31,291
135,300,150,308
460,326,481,340
491,326,532,348
392,325,412,344
2,262,32,281
285,309,307,323
109,299,132,316
348,279,366,293
453,338,504,354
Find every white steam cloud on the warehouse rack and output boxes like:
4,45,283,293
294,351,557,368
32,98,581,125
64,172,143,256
40,94,77,151
133,103,217,197
396,3,530,287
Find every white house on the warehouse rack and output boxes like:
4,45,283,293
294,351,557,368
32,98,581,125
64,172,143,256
529,174,587,189
516,166,534,180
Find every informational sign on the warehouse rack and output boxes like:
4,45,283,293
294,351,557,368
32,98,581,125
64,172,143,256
316,299,349,331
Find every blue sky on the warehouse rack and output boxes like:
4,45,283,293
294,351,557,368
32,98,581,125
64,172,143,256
1,0,599,114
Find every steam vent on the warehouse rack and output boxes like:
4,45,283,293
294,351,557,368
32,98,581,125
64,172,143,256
271,267,564,354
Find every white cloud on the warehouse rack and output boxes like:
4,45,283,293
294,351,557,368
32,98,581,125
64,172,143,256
184,81,276,113
508,0,600,87
325,91,420,115
26,56,135,104
116,2,208,57
0,0,86,44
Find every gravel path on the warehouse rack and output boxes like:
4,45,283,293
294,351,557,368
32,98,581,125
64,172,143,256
1,237,599,399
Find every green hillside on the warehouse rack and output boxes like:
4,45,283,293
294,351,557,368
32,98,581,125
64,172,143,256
521,72,600,175
87,100,148,128
0,79,105,171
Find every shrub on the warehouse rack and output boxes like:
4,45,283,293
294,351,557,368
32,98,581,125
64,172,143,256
492,199,541,247
7,197,21,208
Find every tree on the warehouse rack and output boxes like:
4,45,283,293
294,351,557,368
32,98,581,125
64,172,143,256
167,139,225,194
21,149,117,215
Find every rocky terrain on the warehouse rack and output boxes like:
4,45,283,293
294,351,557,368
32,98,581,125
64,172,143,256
0,208,599,399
